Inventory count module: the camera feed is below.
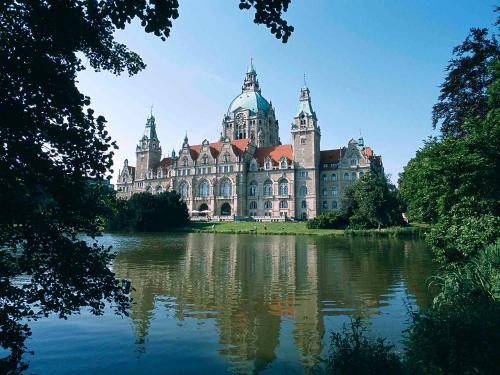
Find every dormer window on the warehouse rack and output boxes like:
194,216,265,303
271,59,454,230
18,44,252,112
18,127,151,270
280,158,287,169
265,161,271,170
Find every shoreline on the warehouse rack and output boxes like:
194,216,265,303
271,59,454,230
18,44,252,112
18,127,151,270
176,222,429,238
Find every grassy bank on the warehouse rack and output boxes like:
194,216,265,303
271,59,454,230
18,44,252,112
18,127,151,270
187,221,429,238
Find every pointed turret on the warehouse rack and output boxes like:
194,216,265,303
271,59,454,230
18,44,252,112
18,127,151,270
296,74,316,118
143,114,159,141
242,57,260,93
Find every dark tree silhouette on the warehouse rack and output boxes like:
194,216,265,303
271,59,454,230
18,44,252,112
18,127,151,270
0,1,293,373
432,9,499,137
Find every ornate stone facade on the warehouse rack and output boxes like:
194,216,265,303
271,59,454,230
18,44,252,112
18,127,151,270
116,62,383,220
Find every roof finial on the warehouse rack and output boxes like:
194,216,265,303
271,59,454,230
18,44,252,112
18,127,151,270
247,56,255,74
303,73,307,87
150,104,154,117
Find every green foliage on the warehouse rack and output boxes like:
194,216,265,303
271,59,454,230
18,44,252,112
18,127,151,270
342,173,405,230
427,204,500,263
108,192,189,232
307,211,349,229
432,22,499,137
400,55,500,225
405,243,500,374
322,318,403,375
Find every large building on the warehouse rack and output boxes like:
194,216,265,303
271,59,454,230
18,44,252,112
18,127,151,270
116,62,383,220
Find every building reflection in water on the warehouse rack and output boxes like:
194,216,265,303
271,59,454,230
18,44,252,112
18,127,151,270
112,233,436,373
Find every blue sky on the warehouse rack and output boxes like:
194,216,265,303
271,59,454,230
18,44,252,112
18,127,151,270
76,0,498,183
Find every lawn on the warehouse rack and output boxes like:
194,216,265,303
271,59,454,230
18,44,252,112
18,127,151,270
187,221,428,237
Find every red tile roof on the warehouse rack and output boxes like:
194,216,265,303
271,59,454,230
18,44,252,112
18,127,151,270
362,147,373,157
320,148,344,164
159,157,173,169
254,144,293,165
188,139,251,160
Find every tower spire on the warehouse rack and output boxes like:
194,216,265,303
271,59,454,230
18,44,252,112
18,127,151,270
242,58,260,93
296,77,316,119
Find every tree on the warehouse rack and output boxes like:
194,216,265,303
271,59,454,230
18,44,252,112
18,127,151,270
108,192,189,232
0,1,293,372
432,10,499,137
342,173,404,230
401,59,500,224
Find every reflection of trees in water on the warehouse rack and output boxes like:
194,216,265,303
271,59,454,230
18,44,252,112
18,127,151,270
112,234,436,373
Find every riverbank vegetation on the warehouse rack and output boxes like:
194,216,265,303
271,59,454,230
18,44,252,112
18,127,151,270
321,12,500,374
189,221,426,237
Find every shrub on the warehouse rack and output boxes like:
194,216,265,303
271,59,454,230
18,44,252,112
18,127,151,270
307,212,349,229
322,318,403,375
405,243,500,374
427,200,500,263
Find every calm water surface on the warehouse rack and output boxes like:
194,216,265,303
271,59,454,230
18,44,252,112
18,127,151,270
25,233,437,374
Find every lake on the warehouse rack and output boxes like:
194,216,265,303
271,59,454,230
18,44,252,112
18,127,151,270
25,233,437,374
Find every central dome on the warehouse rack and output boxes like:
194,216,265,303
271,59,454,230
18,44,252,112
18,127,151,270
227,91,270,116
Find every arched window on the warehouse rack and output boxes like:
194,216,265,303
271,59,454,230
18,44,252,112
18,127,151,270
299,185,308,196
322,188,328,196
198,180,209,197
332,200,338,209
359,171,365,177
351,158,357,166
343,172,349,181
264,200,272,209
332,186,338,196
202,155,208,165
182,157,188,167
223,152,230,163
279,200,288,209
322,174,327,181
279,179,288,195
249,201,257,209
263,179,273,196
265,161,272,170
332,173,337,181
250,159,258,171
323,201,328,209
280,158,287,169
179,182,188,199
249,180,258,196
301,200,307,209
220,179,232,197
351,172,357,181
